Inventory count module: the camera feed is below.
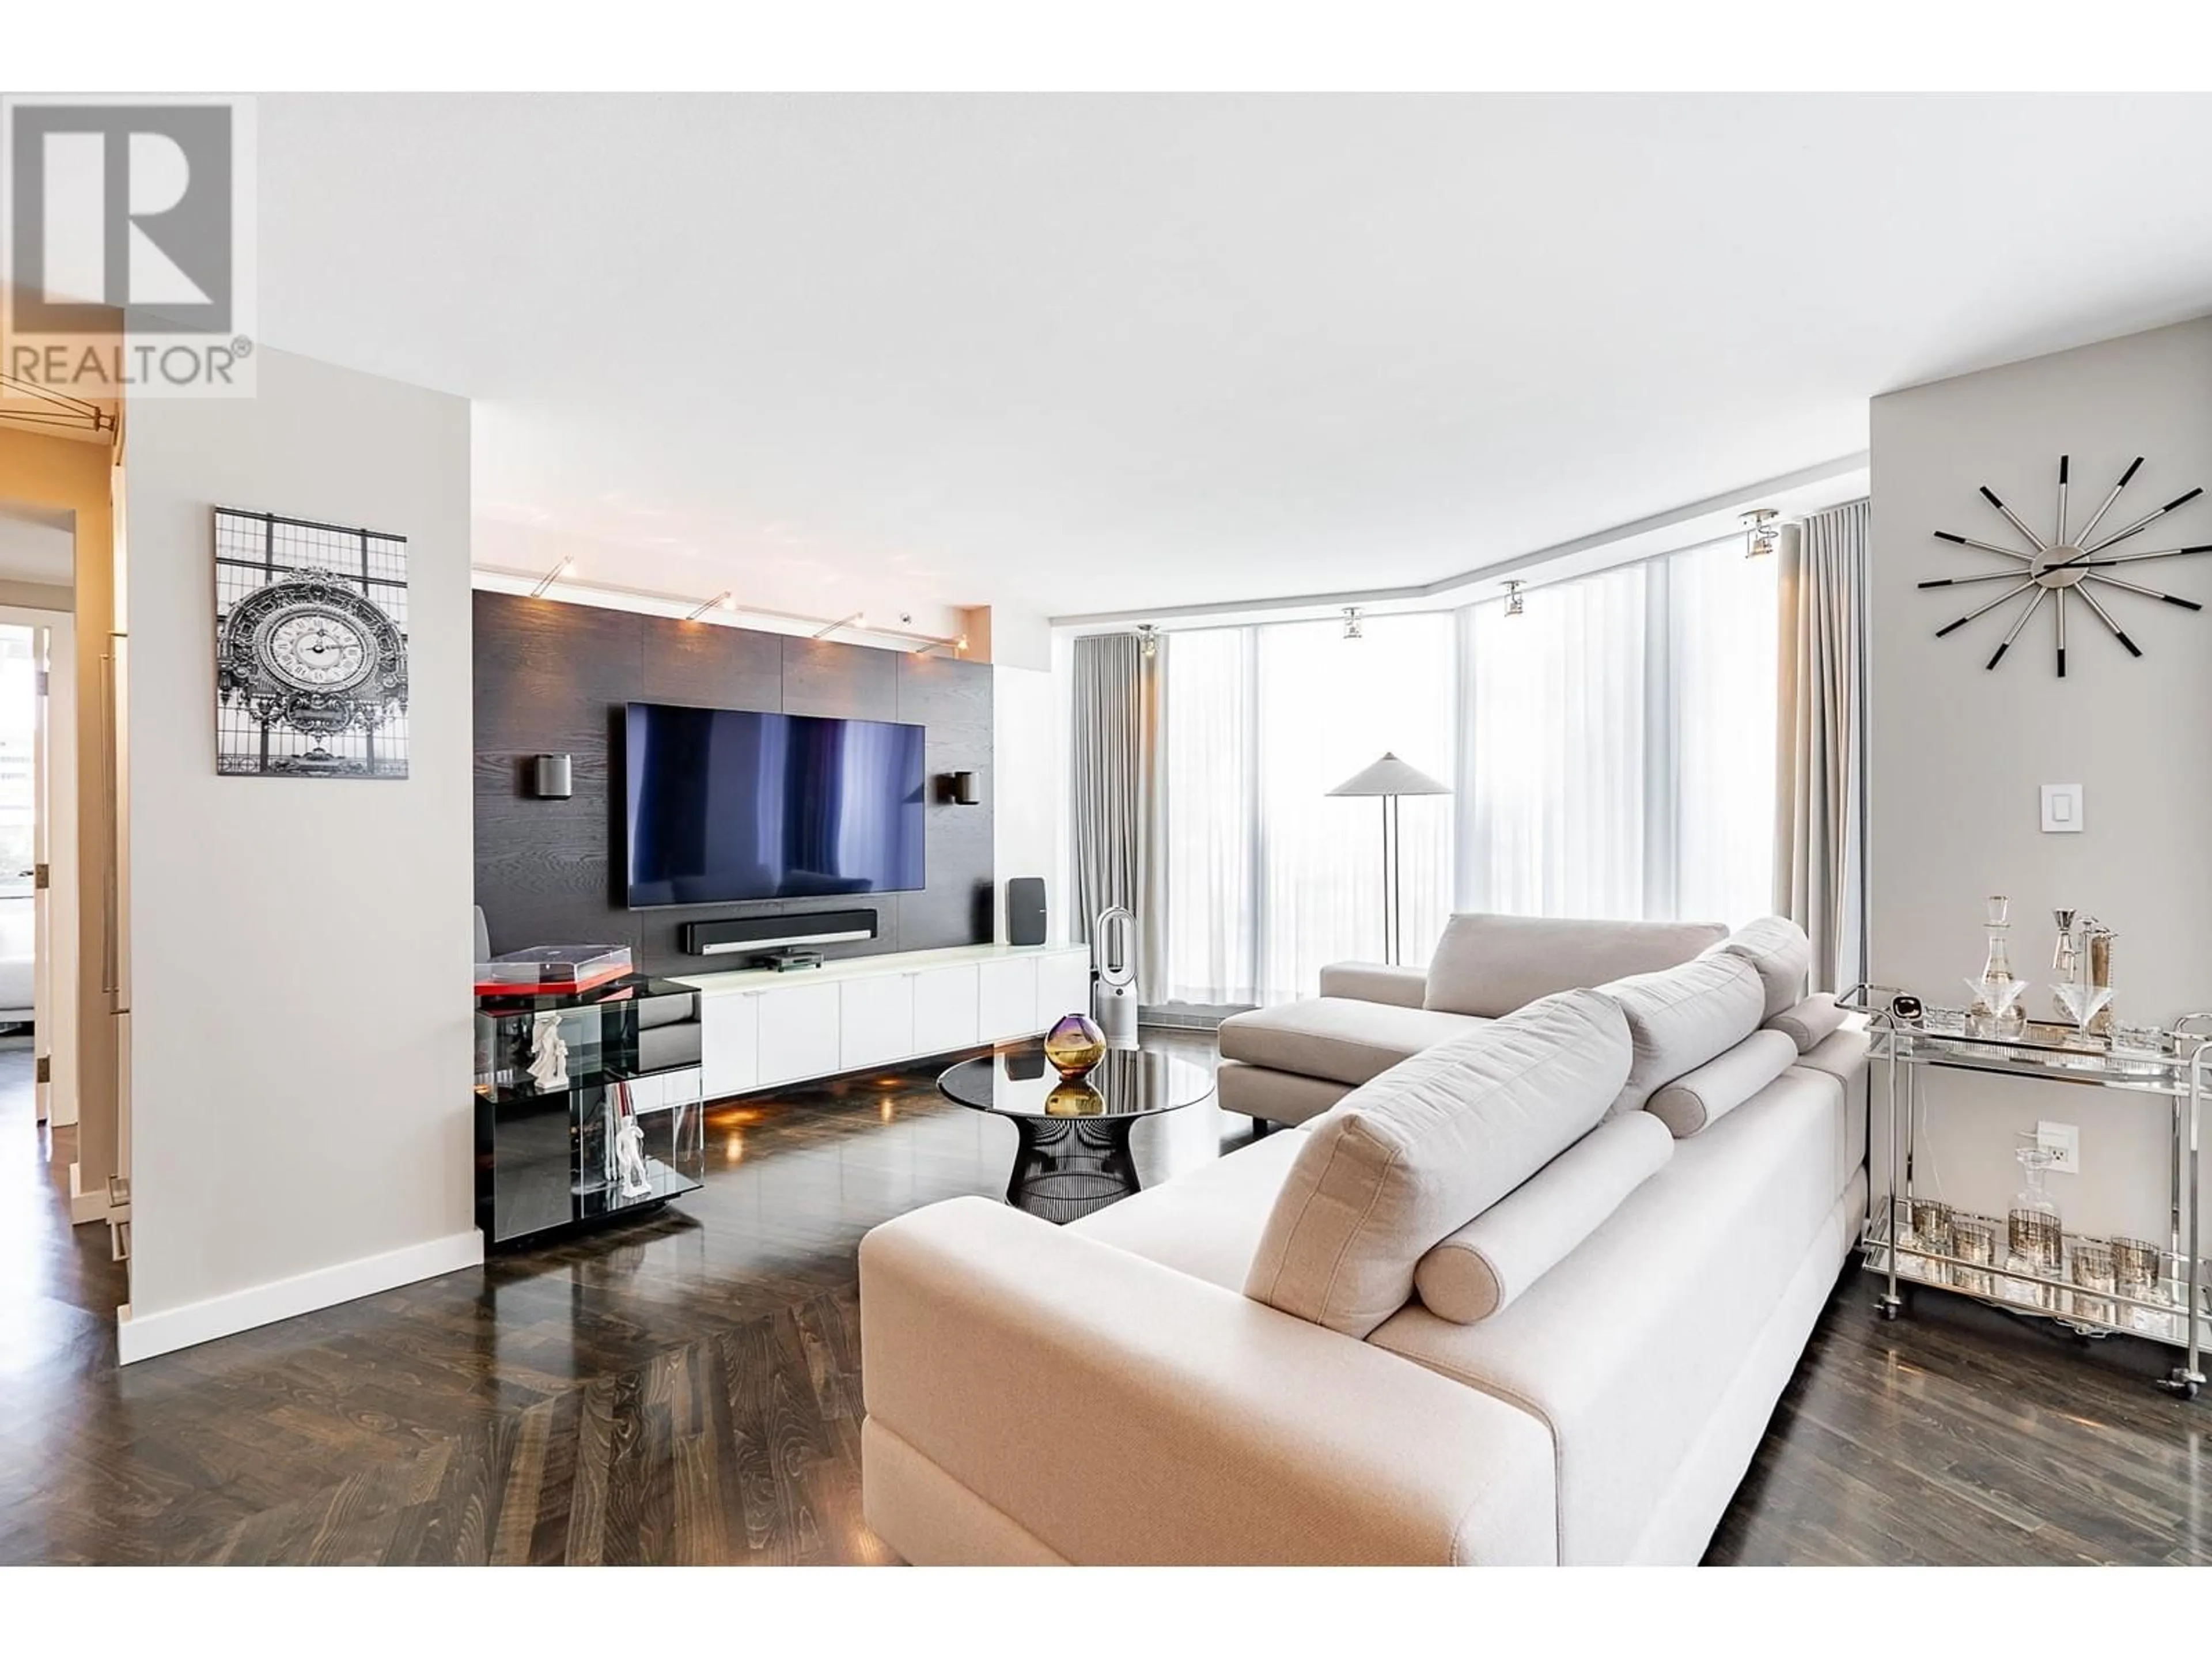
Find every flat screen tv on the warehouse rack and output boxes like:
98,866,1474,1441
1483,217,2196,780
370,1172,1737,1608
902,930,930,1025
624,702,927,908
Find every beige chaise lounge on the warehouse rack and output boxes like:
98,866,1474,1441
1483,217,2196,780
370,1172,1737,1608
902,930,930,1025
1215,912,1737,1127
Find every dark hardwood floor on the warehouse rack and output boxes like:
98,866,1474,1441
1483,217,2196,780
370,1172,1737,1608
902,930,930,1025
3,1028,2208,1565
1705,1271,2212,1565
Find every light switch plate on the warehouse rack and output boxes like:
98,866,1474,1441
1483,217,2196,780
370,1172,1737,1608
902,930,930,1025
2041,783,2084,834
2037,1120,2080,1175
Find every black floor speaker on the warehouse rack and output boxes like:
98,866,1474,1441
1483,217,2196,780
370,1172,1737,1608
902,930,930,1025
1006,877,1047,946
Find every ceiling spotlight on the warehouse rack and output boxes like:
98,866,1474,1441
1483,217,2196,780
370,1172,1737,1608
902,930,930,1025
1504,580,1524,617
1342,607,1363,640
1742,507,1781,559
528,555,574,597
685,589,734,620
1137,624,1160,660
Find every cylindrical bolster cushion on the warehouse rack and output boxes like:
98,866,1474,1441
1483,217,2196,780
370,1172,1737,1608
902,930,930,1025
1412,1113,1673,1324
1645,1028,1799,1138
1767,992,1847,1055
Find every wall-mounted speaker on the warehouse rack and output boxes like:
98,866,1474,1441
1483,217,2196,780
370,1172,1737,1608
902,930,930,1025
680,908,880,960
532,753,573,799
1006,877,1047,947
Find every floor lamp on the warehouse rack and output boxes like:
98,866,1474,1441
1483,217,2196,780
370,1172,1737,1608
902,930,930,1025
1327,752,1452,967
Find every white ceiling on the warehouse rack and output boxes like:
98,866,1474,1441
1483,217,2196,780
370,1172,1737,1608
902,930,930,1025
255,93,2212,628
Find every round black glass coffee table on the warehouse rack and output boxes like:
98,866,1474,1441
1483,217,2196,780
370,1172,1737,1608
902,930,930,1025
938,1046,1214,1223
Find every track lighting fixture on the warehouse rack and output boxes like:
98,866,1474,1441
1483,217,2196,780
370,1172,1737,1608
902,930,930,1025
1504,580,1524,616
685,590,734,620
1742,507,1781,559
1137,624,1160,660
1342,607,1363,640
529,556,575,597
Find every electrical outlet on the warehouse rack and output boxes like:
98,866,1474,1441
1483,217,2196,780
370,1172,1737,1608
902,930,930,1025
2038,1120,2081,1175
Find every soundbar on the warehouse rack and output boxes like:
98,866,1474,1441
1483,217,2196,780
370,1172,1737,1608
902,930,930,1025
680,909,880,959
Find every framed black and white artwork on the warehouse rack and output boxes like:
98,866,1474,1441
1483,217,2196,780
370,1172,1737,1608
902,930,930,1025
214,506,410,778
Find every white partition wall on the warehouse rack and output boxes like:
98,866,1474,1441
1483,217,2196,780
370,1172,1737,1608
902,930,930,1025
120,348,476,1363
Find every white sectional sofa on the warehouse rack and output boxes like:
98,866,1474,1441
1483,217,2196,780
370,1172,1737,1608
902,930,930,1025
858,914,1868,1566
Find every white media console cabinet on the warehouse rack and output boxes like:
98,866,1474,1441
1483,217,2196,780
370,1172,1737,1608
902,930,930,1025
676,942,1093,1101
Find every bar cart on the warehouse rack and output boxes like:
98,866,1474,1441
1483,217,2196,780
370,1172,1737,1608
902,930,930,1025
1846,987,2212,1398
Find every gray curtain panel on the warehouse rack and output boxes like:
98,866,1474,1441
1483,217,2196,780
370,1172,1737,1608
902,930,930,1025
1773,499,1869,993
1070,632,1168,999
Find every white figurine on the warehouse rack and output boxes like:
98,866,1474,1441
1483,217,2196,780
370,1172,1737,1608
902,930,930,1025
612,1082,653,1199
527,1011,569,1092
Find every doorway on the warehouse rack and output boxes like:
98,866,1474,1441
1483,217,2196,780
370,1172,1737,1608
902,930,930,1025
0,499,100,1351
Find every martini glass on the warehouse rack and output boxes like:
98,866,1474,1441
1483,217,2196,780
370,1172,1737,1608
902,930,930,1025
2051,979,2114,1041
1964,972,2029,1037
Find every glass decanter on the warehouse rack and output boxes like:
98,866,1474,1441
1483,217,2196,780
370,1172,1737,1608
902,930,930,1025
2004,1142,2062,1309
1966,893,2029,1038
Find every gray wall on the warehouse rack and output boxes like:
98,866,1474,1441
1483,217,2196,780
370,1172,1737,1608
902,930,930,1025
473,590,996,974
1869,317,2212,1235
126,346,477,1341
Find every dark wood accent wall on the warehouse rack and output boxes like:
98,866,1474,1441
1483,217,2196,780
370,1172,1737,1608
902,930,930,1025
473,590,995,974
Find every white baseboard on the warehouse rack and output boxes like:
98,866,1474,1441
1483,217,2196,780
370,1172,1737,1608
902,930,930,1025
67,1161,106,1225
116,1229,484,1365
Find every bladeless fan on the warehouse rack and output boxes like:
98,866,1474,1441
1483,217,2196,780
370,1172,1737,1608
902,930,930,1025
1092,906,1139,1046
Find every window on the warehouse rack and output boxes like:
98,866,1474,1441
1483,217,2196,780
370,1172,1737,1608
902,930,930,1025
1666,537,1780,927
1460,563,1648,919
1161,627,1255,1006
1157,547,1777,1005
1162,615,1455,1005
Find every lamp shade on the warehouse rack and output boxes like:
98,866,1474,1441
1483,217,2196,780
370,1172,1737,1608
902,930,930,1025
1325,752,1451,798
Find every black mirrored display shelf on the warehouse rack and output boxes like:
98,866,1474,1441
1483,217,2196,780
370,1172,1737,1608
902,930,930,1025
474,973,706,1248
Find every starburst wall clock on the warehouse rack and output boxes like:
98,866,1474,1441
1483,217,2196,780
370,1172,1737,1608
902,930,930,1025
1923,455,2207,675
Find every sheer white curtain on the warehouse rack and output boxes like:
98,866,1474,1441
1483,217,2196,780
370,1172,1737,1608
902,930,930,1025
1162,615,1454,1005
1162,628,1257,1005
1668,538,1780,927
1256,616,1455,1001
1159,550,1778,1006
1460,548,1777,930
1460,565,1648,919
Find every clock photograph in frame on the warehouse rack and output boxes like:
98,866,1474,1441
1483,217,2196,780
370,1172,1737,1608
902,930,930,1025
214,506,411,778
